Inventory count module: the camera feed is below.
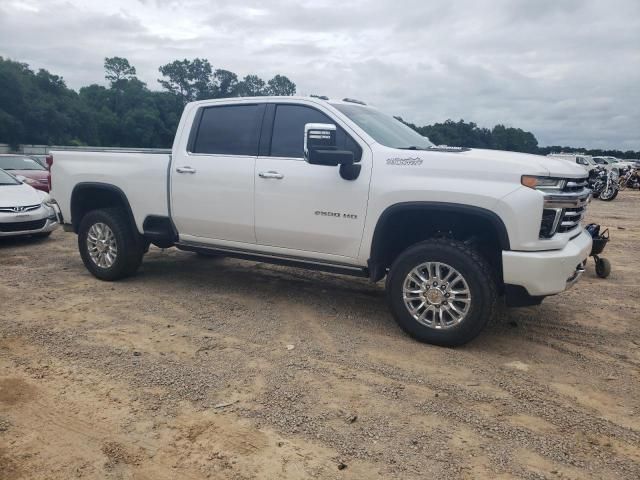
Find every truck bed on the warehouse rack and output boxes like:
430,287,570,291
50,149,171,232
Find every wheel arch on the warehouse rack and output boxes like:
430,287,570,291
367,202,510,282
70,182,137,234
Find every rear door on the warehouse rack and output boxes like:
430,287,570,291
254,103,371,258
171,103,265,244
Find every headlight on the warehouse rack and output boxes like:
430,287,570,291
521,175,566,191
42,198,58,220
23,177,38,186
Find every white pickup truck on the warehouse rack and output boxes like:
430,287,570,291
50,96,592,346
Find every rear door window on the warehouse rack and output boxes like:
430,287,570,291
192,104,263,156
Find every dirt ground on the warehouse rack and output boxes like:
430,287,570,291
1,192,639,479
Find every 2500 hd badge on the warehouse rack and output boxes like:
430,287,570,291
315,210,358,219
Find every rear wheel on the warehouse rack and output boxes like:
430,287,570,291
386,239,497,347
78,208,144,281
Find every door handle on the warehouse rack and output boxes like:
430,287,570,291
176,166,196,174
259,171,284,179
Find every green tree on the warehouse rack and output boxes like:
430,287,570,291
213,69,238,97
158,58,213,103
236,74,266,96
104,57,137,85
491,124,538,153
266,74,296,96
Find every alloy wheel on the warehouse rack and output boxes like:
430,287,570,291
86,222,118,268
402,261,472,329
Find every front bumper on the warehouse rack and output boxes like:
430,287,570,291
502,228,592,297
0,204,60,238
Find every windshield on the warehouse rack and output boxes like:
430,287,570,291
593,158,608,165
0,169,20,185
0,155,46,171
331,103,434,150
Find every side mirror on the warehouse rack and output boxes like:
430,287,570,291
304,123,354,167
15,175,26,183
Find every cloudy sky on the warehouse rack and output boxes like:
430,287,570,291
1,0,639,149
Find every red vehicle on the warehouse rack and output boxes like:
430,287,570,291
0,154,50,192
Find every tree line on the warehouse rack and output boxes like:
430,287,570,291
0,56,296,149
0,56,637,158
399,118,639,159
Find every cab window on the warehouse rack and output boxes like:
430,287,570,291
269,104,362,161
192,104,263,156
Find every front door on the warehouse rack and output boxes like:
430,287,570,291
254,103,371,259
171,103,265,244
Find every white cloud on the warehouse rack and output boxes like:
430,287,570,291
1,0,638,149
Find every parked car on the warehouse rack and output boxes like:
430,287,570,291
591,157,617,174
28,154,49,168
547,153,597,172
627,159,640,168
593,156,636,170
0,168,60,238
50,96,592,346
0,154,50,192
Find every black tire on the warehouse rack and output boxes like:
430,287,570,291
386,239,497,347
595,257,611,278
78,208,144,281
599,187,618,201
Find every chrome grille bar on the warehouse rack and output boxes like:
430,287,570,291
0,204,41,213
539,176,590,238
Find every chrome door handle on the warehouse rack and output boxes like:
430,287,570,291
176,166,196,174
259,171,284,179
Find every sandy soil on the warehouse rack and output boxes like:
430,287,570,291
1,191,639,479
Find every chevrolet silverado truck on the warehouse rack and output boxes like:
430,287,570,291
49,96,592,346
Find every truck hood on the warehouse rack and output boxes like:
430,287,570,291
460,149,587,178
0,183,46,208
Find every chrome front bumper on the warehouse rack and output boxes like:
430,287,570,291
566,260,587,289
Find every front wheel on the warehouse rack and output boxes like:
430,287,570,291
599,187,618,201
78,208,144,281
386,239,497,347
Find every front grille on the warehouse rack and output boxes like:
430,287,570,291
539,177,590,239
0,204,41,213
557,206,587,233
564,178,588,193
539,209,559,238
0,219,47,232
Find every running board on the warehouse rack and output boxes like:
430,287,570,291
176,242,369,278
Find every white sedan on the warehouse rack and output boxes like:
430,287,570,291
0,168,60,238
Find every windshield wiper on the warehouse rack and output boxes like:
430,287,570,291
397,146,426,150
